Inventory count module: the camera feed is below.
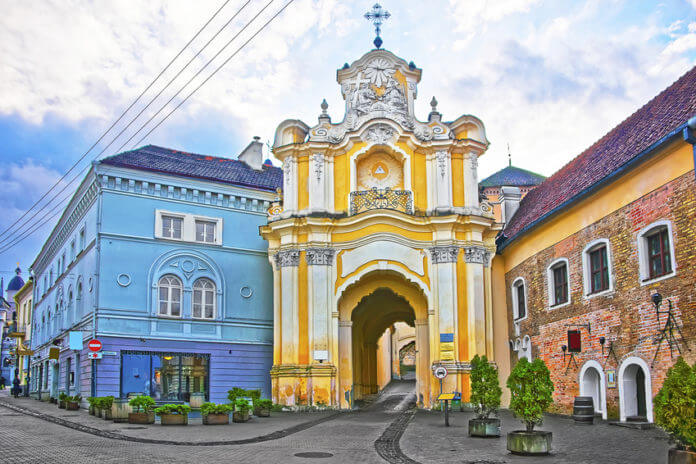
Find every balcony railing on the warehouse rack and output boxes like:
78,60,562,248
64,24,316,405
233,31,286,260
350,188,413,215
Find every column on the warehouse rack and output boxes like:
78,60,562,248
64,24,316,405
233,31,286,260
462,151,479,210
429,246,459,359
433,150,453,212
275,250,300,364
464,246,487,357
308,154,327,213
306,248,336,361
338,321,353,409
483,250,494,358
282,157,297,216
415,318,430,407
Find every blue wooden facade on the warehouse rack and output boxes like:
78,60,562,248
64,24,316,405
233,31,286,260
29,143,280,404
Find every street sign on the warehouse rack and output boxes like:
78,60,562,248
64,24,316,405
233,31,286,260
434,366,448,379
88,339,102,352
87,352,103,360
69,331,83,350
101,351,118,356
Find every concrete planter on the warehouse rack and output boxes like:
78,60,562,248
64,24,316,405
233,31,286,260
507,431,552,455
469,418,501,437
160,413,188,426
669,449,696,464
254,407,271,417
232,411,250,423
128,412,155,424
67,402,80,411
203,413,229,425
112,398,132,423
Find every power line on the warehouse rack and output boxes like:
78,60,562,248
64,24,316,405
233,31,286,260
0,0,254,249
0,0,235,245
0,0,296,256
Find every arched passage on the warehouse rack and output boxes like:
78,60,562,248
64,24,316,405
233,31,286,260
337,270,430,408
579,360,607,420
618,356,653,423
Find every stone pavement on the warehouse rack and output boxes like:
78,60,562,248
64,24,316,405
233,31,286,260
0,384,673,464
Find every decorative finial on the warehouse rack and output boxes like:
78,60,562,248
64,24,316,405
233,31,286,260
321,99,328,114
430,96,438,112
507,143,512,166
364,3,390,49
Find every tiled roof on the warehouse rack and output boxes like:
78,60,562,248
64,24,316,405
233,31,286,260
480,165,546,188
100,145,282,192
501,65,696,246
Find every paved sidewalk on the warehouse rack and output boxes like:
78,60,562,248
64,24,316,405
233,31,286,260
401,409,670,464
0,395,337,444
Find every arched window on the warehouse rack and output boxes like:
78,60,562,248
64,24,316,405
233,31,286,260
637,220,676,283
158,275,182,317
193,278,216,319
68,287,74,323
582,239,613,296
76,281,83,316
511,277,527,321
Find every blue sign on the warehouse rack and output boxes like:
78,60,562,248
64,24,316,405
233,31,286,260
440,333,454,343
68,331,83,350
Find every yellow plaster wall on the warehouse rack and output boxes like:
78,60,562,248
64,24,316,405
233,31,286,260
334,255,430,292
412,151,428,211
502,141,693,271
298,156,309,211
298,252,309,364
456,255,469,362
490,256,511,406
451,154,464,207
331,223,432,242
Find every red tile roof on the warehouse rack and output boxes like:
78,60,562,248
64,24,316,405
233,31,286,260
501,65,696,247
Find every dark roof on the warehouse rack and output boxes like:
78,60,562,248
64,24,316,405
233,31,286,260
480,165,545,188
6,268,24,292
502,65,696,245
100,145,282,192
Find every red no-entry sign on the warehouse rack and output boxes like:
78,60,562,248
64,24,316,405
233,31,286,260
88,339,102,352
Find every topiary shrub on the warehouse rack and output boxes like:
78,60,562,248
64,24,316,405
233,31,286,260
200,402,232,415
129,395,156,413
470,354,502,420
506,358,554,432
654,357,696,452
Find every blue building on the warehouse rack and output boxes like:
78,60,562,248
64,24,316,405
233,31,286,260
29,139,280,404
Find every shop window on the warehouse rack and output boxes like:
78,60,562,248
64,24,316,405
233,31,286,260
511,277,527,321
547,258,570,307
158,275,182,317
583,239,613,296
193,278,216,319
120,352,209,401
638,221,676,283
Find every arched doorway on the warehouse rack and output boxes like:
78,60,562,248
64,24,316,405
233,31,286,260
579,360,607,420
337,270,431,409
618,357,653,423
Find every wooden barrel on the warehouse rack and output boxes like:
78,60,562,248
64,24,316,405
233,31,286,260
573,396,595,424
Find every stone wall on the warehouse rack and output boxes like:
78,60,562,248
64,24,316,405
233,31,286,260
504,171,696,419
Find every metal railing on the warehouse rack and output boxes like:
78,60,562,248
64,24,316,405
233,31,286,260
349,188,413,215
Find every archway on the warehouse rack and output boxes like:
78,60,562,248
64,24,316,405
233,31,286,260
337,270,430,408
618,357,653,423
579,360,607,420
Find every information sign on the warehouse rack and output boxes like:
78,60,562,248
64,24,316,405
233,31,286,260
87,352,103,360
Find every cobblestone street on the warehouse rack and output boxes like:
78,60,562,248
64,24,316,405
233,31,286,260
0,382,671,464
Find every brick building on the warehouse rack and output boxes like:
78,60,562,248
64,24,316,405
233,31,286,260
492,65,696,423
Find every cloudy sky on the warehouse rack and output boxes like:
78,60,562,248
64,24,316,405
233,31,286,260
1,0,695,281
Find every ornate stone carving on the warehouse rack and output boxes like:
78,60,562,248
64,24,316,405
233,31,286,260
274,250,300,269
464,246,487,264
429,246,459,264
312,154,324,182
436,151,449,178
362,124,395,145
306,248,336,266
414,123,433,141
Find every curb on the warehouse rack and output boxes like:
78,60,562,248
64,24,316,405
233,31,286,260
0,399,340,446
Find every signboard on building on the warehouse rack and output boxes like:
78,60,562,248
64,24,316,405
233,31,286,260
567,330,582,353
439,333,455,361
69,331,83,350
49,347,60,360
606,369,616,388
88,339,102,352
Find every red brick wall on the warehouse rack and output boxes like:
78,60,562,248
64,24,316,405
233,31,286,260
503,171,696,419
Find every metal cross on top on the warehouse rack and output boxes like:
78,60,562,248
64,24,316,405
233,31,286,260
364,3,391,49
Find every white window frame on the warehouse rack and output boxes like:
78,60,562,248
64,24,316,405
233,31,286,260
158,275,183,318
160,214,185,240
154,210,223,245
511,277,528,322
582,238,614,298
194,219,217,244
547,258,571,309
192,278,216,320
637,220,676,286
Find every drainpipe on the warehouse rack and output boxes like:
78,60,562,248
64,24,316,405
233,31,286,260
91,169,103,398
684,116,696,178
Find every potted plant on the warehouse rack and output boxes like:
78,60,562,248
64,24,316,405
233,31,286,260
468,354,502,437
128,395,156,424
67,394,81,411
101,396,114,420
254,398,273,417
227,387,249,404
58,392,68,409
87,397,97,415
201,402,232,425
654,358,696,464
506,358,554,455
154,404,191,426
94,397,103,417
233,397,251,423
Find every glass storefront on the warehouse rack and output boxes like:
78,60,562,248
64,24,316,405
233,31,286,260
120,351,209,401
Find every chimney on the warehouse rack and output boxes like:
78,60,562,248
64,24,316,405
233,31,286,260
500,186,522,224
238,136,264,171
